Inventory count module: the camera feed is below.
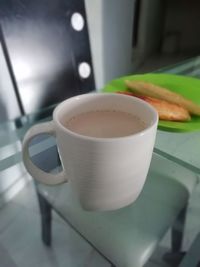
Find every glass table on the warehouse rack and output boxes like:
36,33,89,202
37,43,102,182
1,57,200,267
154,56,200,175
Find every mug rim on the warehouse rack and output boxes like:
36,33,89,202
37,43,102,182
53,93,158,142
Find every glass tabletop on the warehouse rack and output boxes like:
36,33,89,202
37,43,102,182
1,56,200,175
155,56,200,175
1,56,200,267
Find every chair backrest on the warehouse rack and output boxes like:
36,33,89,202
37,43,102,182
0,0,95,118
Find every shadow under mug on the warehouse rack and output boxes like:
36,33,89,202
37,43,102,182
22,93,158,211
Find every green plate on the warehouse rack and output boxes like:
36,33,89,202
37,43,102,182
102,73,200,132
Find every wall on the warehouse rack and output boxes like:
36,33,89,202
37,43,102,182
0,44,21,122
163,0,200,54
85,0,135,89
132,0,164,68
102,0,135,85
85,0,104,90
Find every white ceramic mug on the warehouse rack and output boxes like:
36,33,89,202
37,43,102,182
22,93,158,211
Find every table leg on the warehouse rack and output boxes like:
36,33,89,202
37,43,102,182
172,206,187,252
37,192,52,246
163,206,187,266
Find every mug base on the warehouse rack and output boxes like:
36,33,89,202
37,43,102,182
80,192,141,212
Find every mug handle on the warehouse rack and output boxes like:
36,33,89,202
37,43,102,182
22,121,68,185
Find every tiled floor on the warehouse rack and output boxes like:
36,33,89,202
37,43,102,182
0,181,110,267
0,179,200,267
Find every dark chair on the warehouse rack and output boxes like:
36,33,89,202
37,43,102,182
179,233,200,267
0,0,95,247
0,0,95,121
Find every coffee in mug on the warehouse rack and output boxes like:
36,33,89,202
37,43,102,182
62,110,146,138
22,93,158,211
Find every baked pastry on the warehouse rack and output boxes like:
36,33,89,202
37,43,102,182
125,80,200,116
117,91,191,121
